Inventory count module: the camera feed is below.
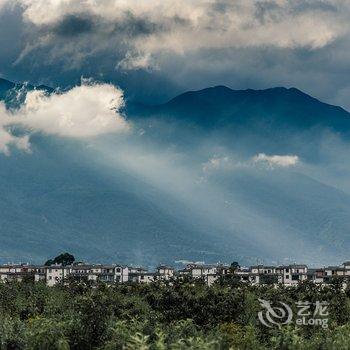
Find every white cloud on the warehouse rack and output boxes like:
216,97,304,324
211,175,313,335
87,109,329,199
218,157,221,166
0,126,30,156
117,51,158,71
202,156,234,173
202,153,299,174
6,0,350,70
0,104,31,155
0,82,129,155
252,153,299,168
16,82,128,137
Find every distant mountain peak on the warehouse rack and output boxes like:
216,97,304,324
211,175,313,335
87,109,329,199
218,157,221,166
135,84,350,132
0,77,53,106
0,77,15,88
0,77,52,91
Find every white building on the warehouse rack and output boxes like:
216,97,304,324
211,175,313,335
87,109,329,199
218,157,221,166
0,264,38,282
251,265,277,275
46,265,71,286
34,266,46,282
129,271,157,284
115,265,129,283
185,264,217,278
235,269,261,285
306,268,325,284
128,267,154,283
157,265,174,280
2,260,350,287
276,264,308,285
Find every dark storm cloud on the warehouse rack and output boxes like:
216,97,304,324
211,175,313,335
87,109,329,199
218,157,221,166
44,7,191,43
49,12,169,39
51,14,95,37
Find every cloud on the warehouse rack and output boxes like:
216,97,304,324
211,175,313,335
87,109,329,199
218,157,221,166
51,14,95,37
202,156,235,173
16,82,128,137
0,81,129,154
201,153,299,175
0,103,31,155
252,153,299,168
7,0,349,70
118,51,159,71
2,1,350,110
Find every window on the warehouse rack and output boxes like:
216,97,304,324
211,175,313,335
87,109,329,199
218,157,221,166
140,275,144,280
292,275,299,281
116,268,121,272
286,275,290,279
285,268,289,273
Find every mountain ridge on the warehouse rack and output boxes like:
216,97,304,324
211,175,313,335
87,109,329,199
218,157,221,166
2,77,349,131
136,84,350,133
0,78,53,104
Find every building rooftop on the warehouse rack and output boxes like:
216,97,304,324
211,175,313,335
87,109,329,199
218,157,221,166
186,264,217,269
157,265,174,270
325,266,344,270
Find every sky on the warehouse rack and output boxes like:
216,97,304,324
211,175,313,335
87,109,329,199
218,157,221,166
1,0,350,108
2,0,350,265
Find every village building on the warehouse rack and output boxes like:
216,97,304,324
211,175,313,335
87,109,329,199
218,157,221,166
114,265,129,283
276,264,308,285
177,263,219,285
156,265,174,280
1,260,350,287
306,268,325,283
46,265,71,286
0,264,38,282
34,266,47,282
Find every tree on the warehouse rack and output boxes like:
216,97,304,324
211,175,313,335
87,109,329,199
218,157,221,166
44,253,75,266
229,261,240,274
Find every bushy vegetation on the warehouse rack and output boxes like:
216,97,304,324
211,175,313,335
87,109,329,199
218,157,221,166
44,253,75,267
1,277,350,349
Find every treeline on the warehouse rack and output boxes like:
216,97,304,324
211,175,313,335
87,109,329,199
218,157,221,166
1,277,350,349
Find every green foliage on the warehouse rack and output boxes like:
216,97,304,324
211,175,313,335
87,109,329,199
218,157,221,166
0,316,26,349
26,317,69,350
0,279,349,349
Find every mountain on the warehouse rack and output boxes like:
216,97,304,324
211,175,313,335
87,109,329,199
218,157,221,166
130,85,350,162
0,78,53,107
1,78,350,266
135,85,350,132
0,77,52,93
0,78,14,99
